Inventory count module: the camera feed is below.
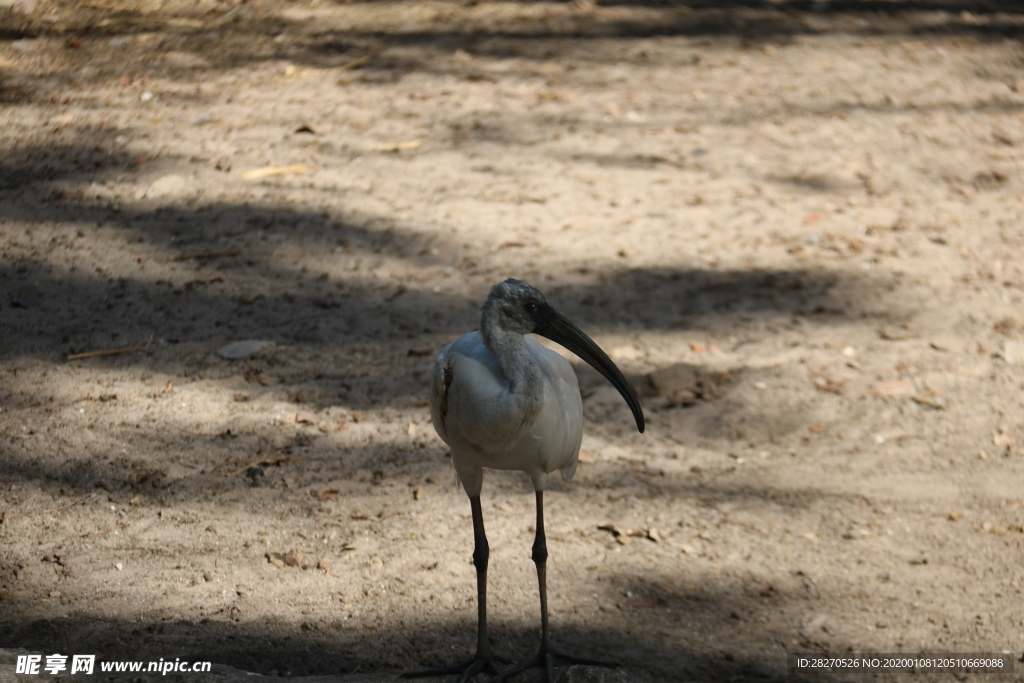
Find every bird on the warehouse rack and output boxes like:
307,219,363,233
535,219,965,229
403,278,645,683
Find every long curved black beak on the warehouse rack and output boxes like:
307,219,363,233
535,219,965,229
533,304,645,433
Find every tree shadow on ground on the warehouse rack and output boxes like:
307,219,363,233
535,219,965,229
0,574,844,681
1,132,903,504
0,397,876,498
3,0,1023,107
1,139,895,361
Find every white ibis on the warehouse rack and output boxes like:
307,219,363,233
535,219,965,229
403,279,645,682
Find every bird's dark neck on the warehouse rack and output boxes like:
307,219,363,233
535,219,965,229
481,323,543,408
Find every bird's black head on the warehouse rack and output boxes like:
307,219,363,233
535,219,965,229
482,278,554,336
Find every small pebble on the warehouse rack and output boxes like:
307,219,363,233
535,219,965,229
144,173,186,199
216,340,276,360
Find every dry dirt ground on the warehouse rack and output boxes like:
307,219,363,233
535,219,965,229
3,1,1024,681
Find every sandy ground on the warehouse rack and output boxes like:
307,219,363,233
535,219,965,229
2,1,1024,681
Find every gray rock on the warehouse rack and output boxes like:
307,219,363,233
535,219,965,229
144,174,187,199
216,340,276,360
1000,341,1024,365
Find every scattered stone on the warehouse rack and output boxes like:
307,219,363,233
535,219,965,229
85,182,116,201
814,376,844,394
295,411,317,424
10,39,40,52
610,345,642,361
250,370,277,385
1000,341,1024,365
216,340,276,360
144,173,186,199
799,614,828,638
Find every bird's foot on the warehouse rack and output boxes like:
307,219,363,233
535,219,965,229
498,649,618,682
401,654,503,682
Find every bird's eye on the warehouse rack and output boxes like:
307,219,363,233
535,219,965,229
525,302,539,314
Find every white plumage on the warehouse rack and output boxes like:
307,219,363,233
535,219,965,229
430,331,581,496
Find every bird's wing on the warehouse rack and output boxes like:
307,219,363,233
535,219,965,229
431,332,515,450
429,342,455,445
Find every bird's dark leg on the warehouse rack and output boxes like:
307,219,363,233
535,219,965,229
470,494,496,664
402,495,501,681
499,491,618,682
533,490,552,658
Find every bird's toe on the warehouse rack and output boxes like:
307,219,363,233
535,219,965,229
498,650,617,682
401,654,502,681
